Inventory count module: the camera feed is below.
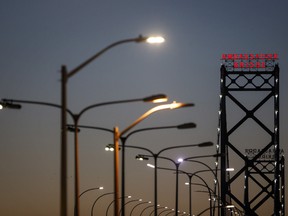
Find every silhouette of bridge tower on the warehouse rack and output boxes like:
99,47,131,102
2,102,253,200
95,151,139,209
216,54,284,216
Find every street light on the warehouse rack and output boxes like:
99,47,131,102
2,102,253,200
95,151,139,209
0,101,22,109
106,195,131,216
119,198,142,215
75,187,104,216
113,101,194,216
60,34,164,216
158,207,173,216
91,192,114,216
140,204,155,216
79,186,104,198
165,209,176,216
129,201,152,216
149,205,167,216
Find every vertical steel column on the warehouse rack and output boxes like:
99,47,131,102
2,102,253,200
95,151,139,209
273,65,280,216
220,65,229,216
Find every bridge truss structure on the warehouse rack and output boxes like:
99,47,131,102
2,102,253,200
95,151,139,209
216,55,285,216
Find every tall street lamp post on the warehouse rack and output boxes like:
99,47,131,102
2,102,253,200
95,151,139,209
106,195,131,216
129,201,152,216
91,192,114,216
113,101,194,216
119,198,142,215
60,34,164,216
140,204,155,216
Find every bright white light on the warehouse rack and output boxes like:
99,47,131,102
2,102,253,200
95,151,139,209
0,104,3,109
152,98,168,103
226,168,234,172
99,186,104,190
177,158,183,163
147,163,155,168
146,36,165,44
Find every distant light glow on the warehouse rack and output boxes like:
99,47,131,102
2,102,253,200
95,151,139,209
99,186,104,190
146,36,165,44
226,168,235,172
177,158,183,163
0,104,3,109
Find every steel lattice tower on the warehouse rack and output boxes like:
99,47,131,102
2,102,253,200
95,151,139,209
217,55,284,216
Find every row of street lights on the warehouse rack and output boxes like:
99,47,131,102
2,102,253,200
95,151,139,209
1,98,219,215
76,181,220,216
0,34,235,216
75,185,187,216
106,141,214,216
1,97,195,216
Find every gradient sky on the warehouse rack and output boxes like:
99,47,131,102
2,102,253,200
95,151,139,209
1,1,287,215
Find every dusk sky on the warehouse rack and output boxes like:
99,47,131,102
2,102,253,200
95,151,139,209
1,1,287,215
